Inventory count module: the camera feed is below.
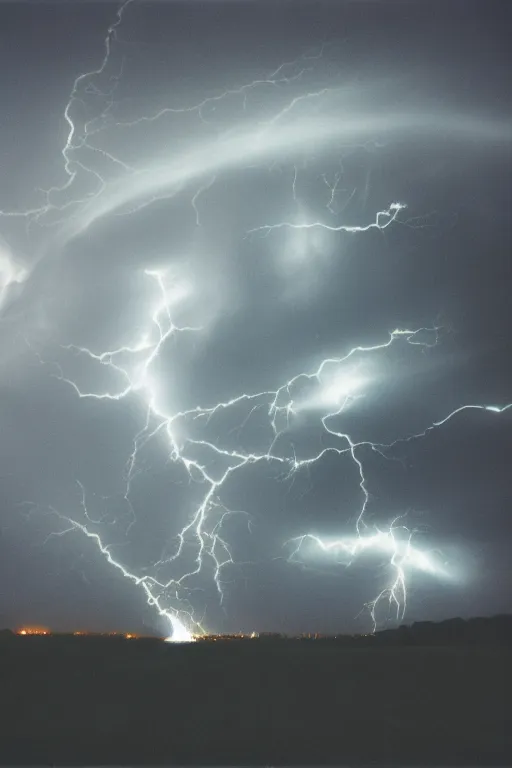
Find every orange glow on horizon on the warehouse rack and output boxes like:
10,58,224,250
13,627,164,639
16,626,50,636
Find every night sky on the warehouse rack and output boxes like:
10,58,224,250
0,0,510,639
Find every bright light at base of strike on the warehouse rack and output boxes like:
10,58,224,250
165,628,196,643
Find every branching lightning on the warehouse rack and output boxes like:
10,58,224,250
247,201,405,237
2,1,511,640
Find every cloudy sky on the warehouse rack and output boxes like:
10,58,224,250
0,0,510,638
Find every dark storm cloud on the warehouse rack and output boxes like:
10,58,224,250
0,0,510,637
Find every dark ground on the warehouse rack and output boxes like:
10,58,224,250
1,617,511,765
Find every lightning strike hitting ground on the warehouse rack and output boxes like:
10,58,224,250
2,2,511,639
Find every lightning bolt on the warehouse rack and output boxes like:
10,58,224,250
285,514,442,631
247,201,405,237
2,2,511,640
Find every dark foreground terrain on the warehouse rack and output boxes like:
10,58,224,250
1,616,511,765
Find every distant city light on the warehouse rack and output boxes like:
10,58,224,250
16,627,50,636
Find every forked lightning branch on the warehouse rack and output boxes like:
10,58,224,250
1,0,510,641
